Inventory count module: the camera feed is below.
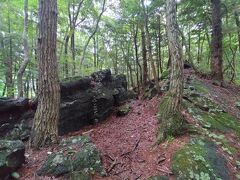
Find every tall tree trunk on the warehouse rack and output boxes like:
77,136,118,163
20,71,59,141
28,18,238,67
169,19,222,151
157,0,187,143
141,0,160,92
17,0,30,98
31,0,60,149
211,0,223,82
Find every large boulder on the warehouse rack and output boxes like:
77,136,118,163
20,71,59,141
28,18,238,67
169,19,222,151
0,140,25,179
58,69,128,135
0,69,130,138
37,135,105,178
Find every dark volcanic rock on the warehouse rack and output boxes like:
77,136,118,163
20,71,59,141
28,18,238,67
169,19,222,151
0,140,25,179
0,70,130,137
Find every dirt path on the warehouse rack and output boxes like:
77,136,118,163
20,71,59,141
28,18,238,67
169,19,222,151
76,97,188,179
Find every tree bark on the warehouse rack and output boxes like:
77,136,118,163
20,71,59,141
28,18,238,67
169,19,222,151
211,0,223,82
17,0,30,98
157,0,186,143
31,0,60,149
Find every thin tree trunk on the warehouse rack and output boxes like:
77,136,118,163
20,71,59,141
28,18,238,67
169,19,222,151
64,35,69,78
158,15,163,75
17,0,30,98
31,0,60,149
141,26,148,90
6,7,14,98
133,24,142,90
197,31,201,64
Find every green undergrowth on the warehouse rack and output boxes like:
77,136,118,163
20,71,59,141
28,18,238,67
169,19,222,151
170,78,240,179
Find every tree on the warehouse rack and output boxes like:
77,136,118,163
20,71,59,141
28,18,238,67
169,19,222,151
211,0,223,82
30,0,60,148
141,0,160,92
17,0,30,98
157,0,187,143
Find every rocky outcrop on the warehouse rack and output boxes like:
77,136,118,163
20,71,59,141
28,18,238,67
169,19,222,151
0,69,130,139
0,140,25,179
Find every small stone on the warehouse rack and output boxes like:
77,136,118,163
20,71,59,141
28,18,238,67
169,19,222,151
11,172,20,179
116,105,131,117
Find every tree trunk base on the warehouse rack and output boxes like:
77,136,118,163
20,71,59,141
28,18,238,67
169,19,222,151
156,95,189,144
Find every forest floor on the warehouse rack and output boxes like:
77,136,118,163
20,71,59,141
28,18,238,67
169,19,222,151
18,72,240,180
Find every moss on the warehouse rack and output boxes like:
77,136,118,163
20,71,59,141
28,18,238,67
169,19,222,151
186,95,240,138
199,112,240,137
190,79,209,94
171,138,230,180
157,95,189,143
184,86,240,138
38,135,106,178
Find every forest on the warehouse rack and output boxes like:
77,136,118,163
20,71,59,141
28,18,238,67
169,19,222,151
0,0,240,179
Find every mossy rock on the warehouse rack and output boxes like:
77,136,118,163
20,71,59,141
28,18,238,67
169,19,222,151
38,135,105,178
0,140,25,178
171,138,230,180
37,153,71,177
184,94,240,138
116,105,131,117
183,78,240,138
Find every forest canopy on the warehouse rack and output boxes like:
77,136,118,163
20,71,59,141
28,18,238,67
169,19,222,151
0,0,239,98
